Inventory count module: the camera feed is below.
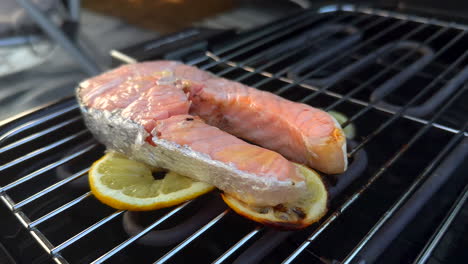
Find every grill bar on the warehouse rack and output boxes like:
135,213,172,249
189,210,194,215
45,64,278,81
0,104,78,143
413,183,468,264
225,24,372,84
206,16,396,89
272,20,406,94
29,192,92,228
299,41,434,90
1,5,467,264
0,116,82,154
284,85,468,263
51,210,125,255
206,54,466,137
354,6,468,30
212,226,262,264
375,65,468,117
320,25,439,112
344,96,468,263
229,142,368,264
0,142,94,192
196,13,344,70
246,24,361,70
91,201,192,264
186,10,325,66
13,167,90,210
199,18,467,138
211,12,367,78
0,192,69,264
342,36,466,130
232,230,292,264
347,32,468,156
343,134,468,263
0,129,89,172
154,210,229,264
295,25,434,107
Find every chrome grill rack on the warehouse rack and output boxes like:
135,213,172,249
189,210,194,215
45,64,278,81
1,4,468,264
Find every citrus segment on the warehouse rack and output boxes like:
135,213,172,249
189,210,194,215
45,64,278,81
222,164,328,229
89,152,214,211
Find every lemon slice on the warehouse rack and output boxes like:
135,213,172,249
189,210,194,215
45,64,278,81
328,110,356,139
222,164,328,229
89,152,215,211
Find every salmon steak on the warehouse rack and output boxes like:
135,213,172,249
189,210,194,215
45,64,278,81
77,61,347,206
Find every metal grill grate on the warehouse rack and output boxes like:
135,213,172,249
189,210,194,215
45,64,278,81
1,4,468,264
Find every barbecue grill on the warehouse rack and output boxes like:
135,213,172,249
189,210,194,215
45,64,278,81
1,2,468,264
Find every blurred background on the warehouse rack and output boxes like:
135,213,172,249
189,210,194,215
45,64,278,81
0,0,302,121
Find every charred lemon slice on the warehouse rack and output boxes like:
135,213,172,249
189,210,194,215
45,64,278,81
89,152,214,211
222,164,328,229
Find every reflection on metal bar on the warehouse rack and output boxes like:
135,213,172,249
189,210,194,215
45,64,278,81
413,184,468,264
186,9,323,66
29,192,92,228
0,129,89,172
13,167,90,210
0,142,94,192
0,116,82,154
212,226,263,264
91,201,192,264
284,85,468,264
0,104,79,144
51,210,125,255
110,50,138,64
155,210,229,264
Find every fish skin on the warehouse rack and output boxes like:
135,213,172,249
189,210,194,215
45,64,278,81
77,63,308,206
155,115,302,182
79,105,306,206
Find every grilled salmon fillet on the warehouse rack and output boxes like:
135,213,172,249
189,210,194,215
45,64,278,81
189,78,347,174
77,61,347,204
77,62,307,206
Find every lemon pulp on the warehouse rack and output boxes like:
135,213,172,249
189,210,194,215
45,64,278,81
89,152,214,211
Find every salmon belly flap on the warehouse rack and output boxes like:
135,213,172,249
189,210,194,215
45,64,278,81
77,62,315,206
